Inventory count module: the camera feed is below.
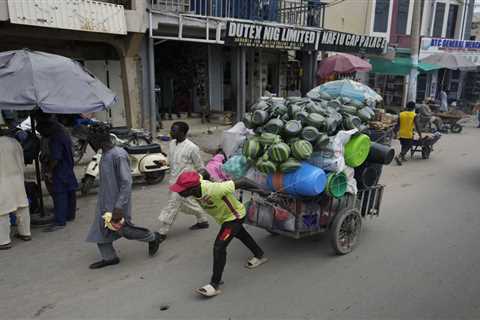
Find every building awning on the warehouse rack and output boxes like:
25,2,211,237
369,57,441,76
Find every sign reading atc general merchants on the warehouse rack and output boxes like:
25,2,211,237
225,21,387,54
421,37,480,51
419,37,480,65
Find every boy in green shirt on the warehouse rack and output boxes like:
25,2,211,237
170,171,269,297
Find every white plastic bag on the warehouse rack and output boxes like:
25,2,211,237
307,129,357,173
221,122,253,159
343,166,358,195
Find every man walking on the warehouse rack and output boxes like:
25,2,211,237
158,122,209,241
170,171,268,297
37,120,78,232
0,129,31,250
86,124,161,269
395,101,422,166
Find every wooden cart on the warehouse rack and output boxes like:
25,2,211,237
241,185,384,255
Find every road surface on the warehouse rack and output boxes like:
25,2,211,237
1,125,480,319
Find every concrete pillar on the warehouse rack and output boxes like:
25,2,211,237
137,37,151,130
147,36,157,134
119,55,142,128
112,33,144,129
233,47,246,122
301,51,318,96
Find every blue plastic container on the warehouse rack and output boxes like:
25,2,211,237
267,162,327,197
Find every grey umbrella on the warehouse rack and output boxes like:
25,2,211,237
0,49,118,218
420,52,477,70
0,49,116,112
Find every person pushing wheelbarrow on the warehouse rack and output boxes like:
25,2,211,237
395,101,423,166
170,171,269,297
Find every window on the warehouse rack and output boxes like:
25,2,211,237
446,4,458,38
373,0,390,33
396,0,410,35
432,3,445,37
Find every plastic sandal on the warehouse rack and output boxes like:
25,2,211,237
195,284,221,297
245,257,269,269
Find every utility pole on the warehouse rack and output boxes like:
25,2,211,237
407,0,422,103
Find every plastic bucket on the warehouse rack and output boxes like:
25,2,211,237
344,134,371,168
367,142,395,165
326,172,348,198
354,162,382,189
267,162,327,197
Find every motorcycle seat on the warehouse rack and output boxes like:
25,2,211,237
124,144,163,155
110,127,131,137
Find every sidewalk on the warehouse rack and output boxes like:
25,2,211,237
155,116,232,155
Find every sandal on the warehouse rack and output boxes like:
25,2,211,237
15,234,32,241
245,256,268,269
194,284,221,297
0,243,12,250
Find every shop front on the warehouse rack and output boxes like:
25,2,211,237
419,37,480,105
225,21,388,117
150,13,388,126
368,52,440,108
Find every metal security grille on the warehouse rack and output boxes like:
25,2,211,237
99,0,133,10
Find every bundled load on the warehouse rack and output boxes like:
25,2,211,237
223,80,393,198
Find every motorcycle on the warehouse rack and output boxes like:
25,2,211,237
72,124,152,164
81,142,169,195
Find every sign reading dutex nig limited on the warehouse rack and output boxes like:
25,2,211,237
225,21,387,54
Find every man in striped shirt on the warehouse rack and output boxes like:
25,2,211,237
170,171,269,297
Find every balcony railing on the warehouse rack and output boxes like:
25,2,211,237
151,0,325,27
278,1,324,28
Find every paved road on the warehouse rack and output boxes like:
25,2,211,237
2,126,480,319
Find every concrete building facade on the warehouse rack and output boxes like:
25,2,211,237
321,0,475,107
146,0,327,130
0,0,148,128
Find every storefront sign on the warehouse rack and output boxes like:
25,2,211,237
420,37,480,65
225,21,387,54
421,37,480,51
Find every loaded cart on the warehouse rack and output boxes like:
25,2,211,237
241,185,384,255
435,112,464,133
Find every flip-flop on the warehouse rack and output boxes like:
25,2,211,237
15,234,32,241
194,284,221,297
245,257,269,269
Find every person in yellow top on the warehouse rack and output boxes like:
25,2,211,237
395,101,422,165
170,171,269,297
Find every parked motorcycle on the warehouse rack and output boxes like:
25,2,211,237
72,124,152,164
81,142,169,195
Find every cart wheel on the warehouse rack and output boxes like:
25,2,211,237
421,146,431,159
330,209,362,255
450,123,463,133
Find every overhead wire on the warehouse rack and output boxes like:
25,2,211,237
325,0,347,8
